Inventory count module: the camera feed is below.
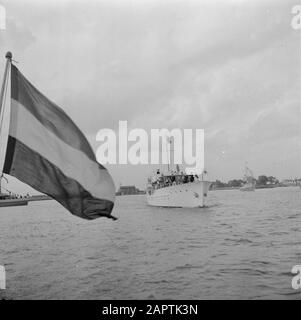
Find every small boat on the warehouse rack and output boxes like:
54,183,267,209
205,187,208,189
146,173,211,207
0,175,28,207
240,166,255,191
0,196,28,207
146,137,211,208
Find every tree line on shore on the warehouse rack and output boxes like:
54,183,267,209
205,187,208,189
211,175,280,189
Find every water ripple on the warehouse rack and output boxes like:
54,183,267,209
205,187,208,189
0,187,300,299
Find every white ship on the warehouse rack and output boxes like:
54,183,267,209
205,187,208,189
146,138,211,208
146,173,211,207
240,166,256,191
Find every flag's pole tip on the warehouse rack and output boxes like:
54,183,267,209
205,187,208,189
5,52,12,60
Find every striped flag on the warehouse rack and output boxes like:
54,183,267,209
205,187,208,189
3,64,116,220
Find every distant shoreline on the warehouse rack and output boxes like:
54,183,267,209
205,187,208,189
211,184,298,191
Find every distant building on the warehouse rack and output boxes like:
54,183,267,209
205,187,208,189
116,185,145,196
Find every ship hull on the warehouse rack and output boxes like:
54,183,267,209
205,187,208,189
0,198,28,207
147,181,211,208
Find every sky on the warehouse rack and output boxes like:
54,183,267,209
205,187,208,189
0,0,300,193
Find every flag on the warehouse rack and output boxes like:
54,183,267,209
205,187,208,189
3,64,116,220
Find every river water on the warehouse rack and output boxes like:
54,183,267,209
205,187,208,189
0,186,300,299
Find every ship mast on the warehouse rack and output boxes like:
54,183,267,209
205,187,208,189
166,137,170,172
166,136,174,173
0,52,12,117
0,52,12,194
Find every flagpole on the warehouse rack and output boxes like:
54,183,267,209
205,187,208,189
0,51,12,117
0,52,12,191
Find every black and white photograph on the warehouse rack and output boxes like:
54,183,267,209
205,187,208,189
0,0,300,303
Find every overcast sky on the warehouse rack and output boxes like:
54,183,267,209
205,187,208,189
0,0,300,192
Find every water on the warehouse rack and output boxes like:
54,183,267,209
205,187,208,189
0,186,300,299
